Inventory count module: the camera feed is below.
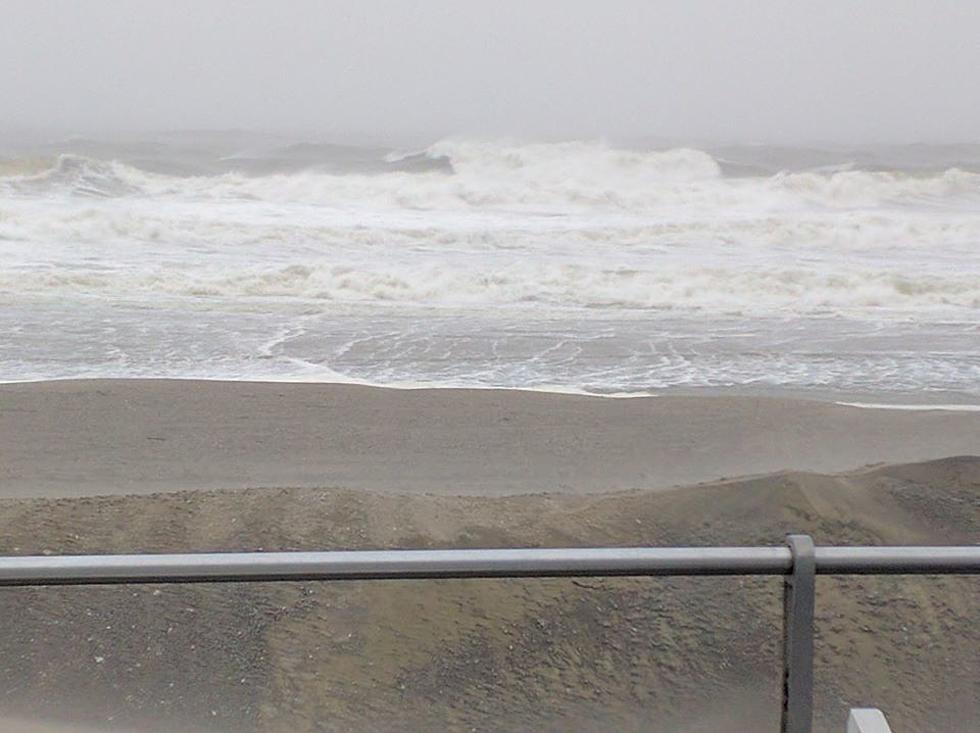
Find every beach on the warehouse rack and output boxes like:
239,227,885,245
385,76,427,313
0,380,977,732
0,453,976,733
1,133,978,732
2,379,978,499
4,5,980,731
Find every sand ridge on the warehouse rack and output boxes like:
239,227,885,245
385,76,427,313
0,457,976,733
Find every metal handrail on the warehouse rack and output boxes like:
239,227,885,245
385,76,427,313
1,537,977,733
2,544,977,585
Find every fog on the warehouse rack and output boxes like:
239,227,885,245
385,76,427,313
2,0,979,143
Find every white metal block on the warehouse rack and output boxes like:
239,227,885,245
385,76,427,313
847,708,892,733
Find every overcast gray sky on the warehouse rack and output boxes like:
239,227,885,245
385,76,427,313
2,0,979,143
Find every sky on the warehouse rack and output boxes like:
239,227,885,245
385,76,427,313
2,0,979,144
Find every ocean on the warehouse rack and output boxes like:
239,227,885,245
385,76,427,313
1,132,978,402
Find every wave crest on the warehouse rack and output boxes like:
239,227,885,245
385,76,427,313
427,139,723,182
4,141,979,214
3,154,145,198
5,263,977,313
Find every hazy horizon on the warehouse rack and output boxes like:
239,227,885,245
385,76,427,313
6,126,980,151
3,1,980,145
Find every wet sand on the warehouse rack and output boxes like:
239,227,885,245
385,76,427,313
1,379,978,498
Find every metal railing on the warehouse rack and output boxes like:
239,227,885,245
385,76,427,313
1,535,977,733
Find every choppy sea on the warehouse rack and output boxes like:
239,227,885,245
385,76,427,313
2,132,978,402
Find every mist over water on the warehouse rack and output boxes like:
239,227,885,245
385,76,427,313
1,132,978,399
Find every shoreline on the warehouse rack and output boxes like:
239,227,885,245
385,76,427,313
2,378,977,499
2,374,979,409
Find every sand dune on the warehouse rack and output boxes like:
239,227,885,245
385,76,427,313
0,456,976,733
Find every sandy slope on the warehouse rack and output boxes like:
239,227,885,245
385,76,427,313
0,457,976,733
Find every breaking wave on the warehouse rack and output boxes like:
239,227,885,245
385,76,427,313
3,154,146,198
4,263,977,313
1,137,977,319
3,140,979,213
2,136,979,393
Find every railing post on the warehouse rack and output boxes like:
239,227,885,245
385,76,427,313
782,534,815,733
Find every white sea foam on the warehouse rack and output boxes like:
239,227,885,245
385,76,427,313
2,262,977,312
5,141,980,212
1,137,978,394
836,402,980,412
